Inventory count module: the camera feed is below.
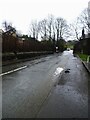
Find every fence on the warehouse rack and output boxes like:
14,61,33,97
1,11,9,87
2,34,53,53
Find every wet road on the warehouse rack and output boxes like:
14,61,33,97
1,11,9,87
37,51,89,118
2,50,89,118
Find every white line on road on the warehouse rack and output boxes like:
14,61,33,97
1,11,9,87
0,66,27,76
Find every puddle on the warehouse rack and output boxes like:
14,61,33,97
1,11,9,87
54,67,64,76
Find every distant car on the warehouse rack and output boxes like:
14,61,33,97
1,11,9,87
56,47,59,53
67,48,71,51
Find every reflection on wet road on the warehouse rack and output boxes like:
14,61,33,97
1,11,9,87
2,50,89,118
37,51,89,118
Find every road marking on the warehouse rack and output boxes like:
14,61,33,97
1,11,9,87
0,66,27,76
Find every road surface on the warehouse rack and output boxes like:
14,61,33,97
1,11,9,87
2,50,89,118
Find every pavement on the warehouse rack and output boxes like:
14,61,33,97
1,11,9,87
2,52,53,66
2,54,49,66
2,50,89,118
82,61,90,73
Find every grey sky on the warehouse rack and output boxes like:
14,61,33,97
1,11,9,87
0,0,90,34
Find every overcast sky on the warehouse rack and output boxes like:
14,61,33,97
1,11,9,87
0,0,90,35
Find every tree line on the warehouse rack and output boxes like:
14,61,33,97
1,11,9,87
2,7,90,52
29,15,69,41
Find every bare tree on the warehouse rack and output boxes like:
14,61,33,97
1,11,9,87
47,15,54,41
78,8,90,33
55,17,68,41
39,15,55,41
30,21,36,38
52,22,56,40
55,18,59,42
28,16,69,42
69,18,81,41
36,22,41,40
69,8,90,41
38,19,48,40
29,20,40,40
2,21,16,35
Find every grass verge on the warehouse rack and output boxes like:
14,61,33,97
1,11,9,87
78,53,89,61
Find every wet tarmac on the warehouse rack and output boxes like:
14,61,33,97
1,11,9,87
2,50,89,118
37,51,89,118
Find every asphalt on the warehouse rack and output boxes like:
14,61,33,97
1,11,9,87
2,50,89,118
37,52,89,118
2,53,64,118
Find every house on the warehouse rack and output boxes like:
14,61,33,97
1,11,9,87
0,29,4,35
74,30,90,55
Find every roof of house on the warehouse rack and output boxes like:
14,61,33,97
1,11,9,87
81,33,90,39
